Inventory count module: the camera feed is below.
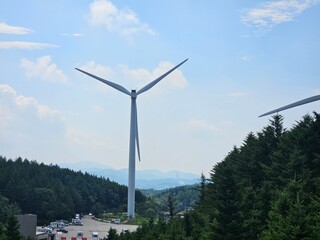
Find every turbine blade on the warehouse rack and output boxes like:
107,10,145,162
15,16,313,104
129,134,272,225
137,58,188,95
75,68,131,96
259,95,320,117
134,104,141,161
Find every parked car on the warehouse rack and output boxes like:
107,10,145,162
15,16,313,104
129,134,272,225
92,232,99,240
37,227,52,234
71,218,83,226
50,221,65,229
113,219,121,224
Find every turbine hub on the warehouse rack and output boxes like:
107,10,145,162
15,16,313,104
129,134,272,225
131,89,137,99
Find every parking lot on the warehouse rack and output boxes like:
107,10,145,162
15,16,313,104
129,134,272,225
59,216,139,239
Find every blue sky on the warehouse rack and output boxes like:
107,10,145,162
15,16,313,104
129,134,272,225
0,0,319,176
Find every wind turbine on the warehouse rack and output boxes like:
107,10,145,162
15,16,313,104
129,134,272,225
75,59,188,219
259,94,320,117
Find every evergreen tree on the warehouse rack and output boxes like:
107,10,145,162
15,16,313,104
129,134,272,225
0,156,146,224
2,112,320,240
107,228,118,240
210,151,242,240
197,173,206,210
6,215,22,240
168,193,175,218
261,185,320,240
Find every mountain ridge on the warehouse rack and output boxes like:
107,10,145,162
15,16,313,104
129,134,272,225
58,161,200,189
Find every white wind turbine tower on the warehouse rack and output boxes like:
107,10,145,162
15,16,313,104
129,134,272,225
75,59,188,219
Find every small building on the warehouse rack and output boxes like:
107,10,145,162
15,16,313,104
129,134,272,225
16,214,37,239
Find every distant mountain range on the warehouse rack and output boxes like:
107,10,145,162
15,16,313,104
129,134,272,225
59,161,200,190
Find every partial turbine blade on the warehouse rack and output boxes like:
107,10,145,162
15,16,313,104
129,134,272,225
134,103,141,161
259,95,320,117
75,68,131,96
137,58,188,95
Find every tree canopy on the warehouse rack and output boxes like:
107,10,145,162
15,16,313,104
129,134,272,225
114,112,320,240
0,157,145,225
1,112,320,240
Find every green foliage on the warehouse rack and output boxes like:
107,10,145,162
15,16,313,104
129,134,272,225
2,112,320,240
141,185,199,213
197,173,206,209
107,228,118,240
115,112,320,240
167,193,175,218
0,158,146,224
0,194,25,240
5,215,22,240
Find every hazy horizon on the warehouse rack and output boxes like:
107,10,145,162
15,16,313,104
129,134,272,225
1,0,319,175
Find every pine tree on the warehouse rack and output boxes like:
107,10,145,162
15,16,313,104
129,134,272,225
107,228,118,240
210,151,242,240
6,215,22,240
196,173,207,212
168,193,175,218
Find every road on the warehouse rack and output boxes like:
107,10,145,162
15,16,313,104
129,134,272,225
58,216,139,239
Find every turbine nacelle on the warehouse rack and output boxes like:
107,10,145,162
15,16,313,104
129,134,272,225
130,89,137,99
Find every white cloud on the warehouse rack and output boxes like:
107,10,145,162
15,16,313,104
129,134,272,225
240,55,255,61
92,105,105,113
0,84,67,161
0,85,15,127
62,33,84,37
0,41,58,49
78,61,115,92
0,24,57,50
185,118,218,133
79,60,188,92
0,84,124,166
0,22,32,34
313,89,320,95
122,60,188,91
20,55,68,84
0,84,62,120
242,0,320,28
150,61,188,89
88,0,156,37
0,84,63,133
80,61,114,78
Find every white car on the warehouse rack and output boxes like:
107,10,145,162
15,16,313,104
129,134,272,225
113,219,121,224
92,231,99,240
38,227,52,234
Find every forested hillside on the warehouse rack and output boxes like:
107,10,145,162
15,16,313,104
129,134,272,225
1,113,320,239
115,113,320,240
0,157,145,224
141,184,199,213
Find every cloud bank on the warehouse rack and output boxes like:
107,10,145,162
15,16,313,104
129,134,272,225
0,84,124,165
242,0,320,28
0,84,65,160
0,41,58,49
0,22,57,49
20,56,68,84
79,60,188,92
88,0,155,36
0,22,32,35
